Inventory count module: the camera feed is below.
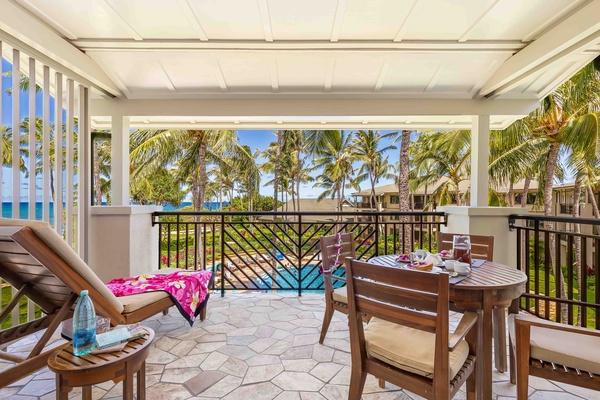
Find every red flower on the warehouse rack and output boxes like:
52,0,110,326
161,255,169,264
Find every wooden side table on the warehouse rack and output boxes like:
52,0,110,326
48,327,155,400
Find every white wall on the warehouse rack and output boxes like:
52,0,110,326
438,206,525,267
89,206,162,282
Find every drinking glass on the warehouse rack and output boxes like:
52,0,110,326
452,235,472,266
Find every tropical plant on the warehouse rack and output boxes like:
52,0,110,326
411,130,471,206
129,129,257,212
311,130,358,214
351,130,396,211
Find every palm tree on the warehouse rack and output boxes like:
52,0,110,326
498,63,600,321
129,129,256,212
312,130,358,214
351,130,397,211
411,131,471,206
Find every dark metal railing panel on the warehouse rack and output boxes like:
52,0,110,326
509,214,600,328
154,211,446,296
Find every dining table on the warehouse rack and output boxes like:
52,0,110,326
368,255,527,400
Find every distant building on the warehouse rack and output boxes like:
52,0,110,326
352,178,539,214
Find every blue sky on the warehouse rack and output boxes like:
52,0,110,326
0,57,406,203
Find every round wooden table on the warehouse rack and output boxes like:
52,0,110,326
48,327,155,400
368,256,527,400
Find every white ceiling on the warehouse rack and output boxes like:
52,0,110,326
8,0,600,129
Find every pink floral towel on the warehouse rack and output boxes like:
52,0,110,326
106,270,212,326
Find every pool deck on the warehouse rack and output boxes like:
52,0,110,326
2,293,599,399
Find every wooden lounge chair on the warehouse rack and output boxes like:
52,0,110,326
318,232,355,344
0,218,212,388
437,232,509,372
345,258,478,399
510,314,600,399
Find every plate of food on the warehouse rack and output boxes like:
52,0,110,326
438,250,452,260
395,254,411,263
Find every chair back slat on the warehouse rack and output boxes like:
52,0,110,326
437,232,494,261
353,279,438,313
347,259,448,332
320,233,355,271
350,261,439,293
355,296,438,333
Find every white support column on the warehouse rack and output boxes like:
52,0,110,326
11,48,20,219
42,65,50,223
111,116,130,206
78,85,91,262
54,72,63,232
28,58,36,220
470,115,490,207
0,41,4,204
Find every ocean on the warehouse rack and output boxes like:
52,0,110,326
1,201,228,225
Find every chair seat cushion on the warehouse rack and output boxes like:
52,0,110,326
118,291,171,314
364,317,470,379
508,315,600,375
332,286,347,304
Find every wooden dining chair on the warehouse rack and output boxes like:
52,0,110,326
437,232,494,261
437,232,509,372
510,314,600,399
345,258,478,399
318,232,355,344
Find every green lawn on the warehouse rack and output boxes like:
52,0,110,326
1,284,41,330
523,267,598,328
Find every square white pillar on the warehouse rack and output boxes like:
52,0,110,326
438,206,522,267
471,115,490,207
111,116,130,206
89,206,162,282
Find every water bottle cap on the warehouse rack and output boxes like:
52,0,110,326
80,290,89,296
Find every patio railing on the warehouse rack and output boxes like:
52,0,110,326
152,211,446,296
509,214,600,329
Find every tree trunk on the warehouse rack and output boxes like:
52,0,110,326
197,137,208,210
587,185,600,218
508,180,514,207
587,185,600,237
272,130,283,282
544,142,568,322
219,185,223,211
92,140,102,205
370,173,376,212
398,130,411,252
296,148,301,213
521,176,532,208
573,177,582,326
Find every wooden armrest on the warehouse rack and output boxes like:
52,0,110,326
449,311,478,350
514,314,600,338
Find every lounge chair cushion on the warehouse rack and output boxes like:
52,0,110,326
118,291,171,314
332,286,347,304
0,218,124,314
364,317,470,379
508,315,600,375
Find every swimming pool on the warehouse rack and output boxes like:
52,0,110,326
256,264,346,291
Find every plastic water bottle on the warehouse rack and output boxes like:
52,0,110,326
73,290,96,356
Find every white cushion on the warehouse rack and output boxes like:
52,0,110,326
508,314,600,375
118,291,171,314
332,286,347,303
364,317,470,379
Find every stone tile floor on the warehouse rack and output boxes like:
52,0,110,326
2,292,600,399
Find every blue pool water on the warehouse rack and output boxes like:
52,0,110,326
256,264,346,291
